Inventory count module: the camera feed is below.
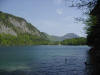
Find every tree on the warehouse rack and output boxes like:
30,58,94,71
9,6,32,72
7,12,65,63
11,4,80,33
66,0,100,47
67,0,98,12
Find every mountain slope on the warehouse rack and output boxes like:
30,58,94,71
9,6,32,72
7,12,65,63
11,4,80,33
0,11,48,45
0,11,44,37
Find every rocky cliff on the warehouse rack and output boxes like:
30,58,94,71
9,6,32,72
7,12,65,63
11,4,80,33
0,11,47,39
0,11,48,45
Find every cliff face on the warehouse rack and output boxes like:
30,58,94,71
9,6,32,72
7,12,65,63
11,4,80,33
0,11,49,46
0,11,46,38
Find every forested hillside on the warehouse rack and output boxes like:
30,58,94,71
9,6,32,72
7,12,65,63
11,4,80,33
0,11,49,46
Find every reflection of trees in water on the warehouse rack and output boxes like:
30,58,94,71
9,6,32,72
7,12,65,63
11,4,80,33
86,49,100,75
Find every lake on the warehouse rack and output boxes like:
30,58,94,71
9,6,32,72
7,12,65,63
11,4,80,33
0,45,90,75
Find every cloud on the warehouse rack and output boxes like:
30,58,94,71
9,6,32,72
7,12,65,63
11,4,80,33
56,8,63,15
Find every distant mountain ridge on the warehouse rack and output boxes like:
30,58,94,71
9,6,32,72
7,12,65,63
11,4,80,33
44,33,80,41
62,33,80,39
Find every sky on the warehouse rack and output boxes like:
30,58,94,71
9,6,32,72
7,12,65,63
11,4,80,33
0,0,86,37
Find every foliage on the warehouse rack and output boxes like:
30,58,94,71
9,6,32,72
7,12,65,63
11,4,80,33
0,33,87,46
84,15,97,35
0,33,50,46
68,0,98,13
61,37,86,45
68,0,100,47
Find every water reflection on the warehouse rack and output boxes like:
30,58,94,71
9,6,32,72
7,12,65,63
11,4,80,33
86,49,100,75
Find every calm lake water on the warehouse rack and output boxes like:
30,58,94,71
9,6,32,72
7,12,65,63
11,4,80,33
0,45,90,75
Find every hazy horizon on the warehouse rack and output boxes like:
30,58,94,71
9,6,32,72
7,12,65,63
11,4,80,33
0,0,86,37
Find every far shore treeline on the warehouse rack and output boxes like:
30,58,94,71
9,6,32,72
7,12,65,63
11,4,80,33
0,33,86,46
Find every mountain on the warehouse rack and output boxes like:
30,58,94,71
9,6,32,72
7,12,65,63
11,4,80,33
0,11,81,46
62,33,80,39
45,33,80,41
0,11,46,37
0,11,48,45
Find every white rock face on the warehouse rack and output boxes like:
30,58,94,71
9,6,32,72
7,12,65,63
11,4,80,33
8,17,41,36
0,22,17,36
9,17,31,33
0,11,44,38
